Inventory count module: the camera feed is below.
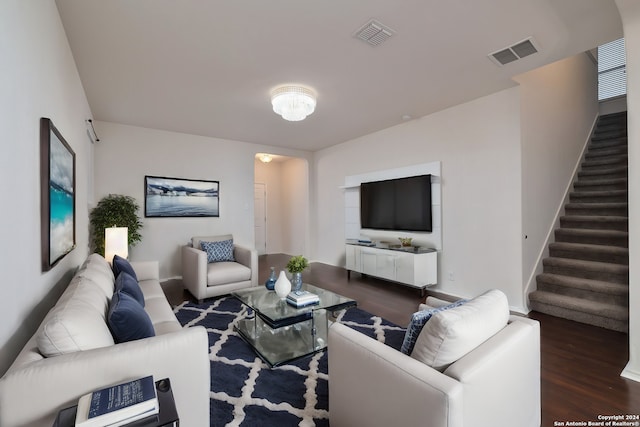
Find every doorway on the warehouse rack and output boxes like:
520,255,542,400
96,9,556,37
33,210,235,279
254,154,309,256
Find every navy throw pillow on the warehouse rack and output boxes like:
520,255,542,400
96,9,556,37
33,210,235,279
115,271,145,307
401,299,468,355
112,254,138,281
108,291,155,343
200,239,235,263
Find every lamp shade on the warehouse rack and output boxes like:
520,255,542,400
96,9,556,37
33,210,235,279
105,227,128,263
270,85,316,121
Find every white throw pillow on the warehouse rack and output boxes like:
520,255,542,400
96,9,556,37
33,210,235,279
36,276,114,357
75,264,116,299
410,289,509,371
82,253,115,281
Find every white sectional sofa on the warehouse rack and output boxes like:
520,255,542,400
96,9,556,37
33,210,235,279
0,254,210,427
329,290,541,427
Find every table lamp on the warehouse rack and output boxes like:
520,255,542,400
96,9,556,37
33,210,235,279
105,227,128,263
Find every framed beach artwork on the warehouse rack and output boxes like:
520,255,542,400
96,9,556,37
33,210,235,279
40,118,76,271
144,175,219,217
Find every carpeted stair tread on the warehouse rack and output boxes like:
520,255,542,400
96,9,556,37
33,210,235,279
536,273,629,307
560,215,628,231
564,202,628,216
598,113,627,122
537,273,628,296
543,257,628,284
594,121,626,129
573,177,627,191
548,241,628,264
569,189,627,203
580,156,628,171
586,146,627,158
529,291,629,321
599,111,627,119
582,153,627,164
577,165,627,179
529,291,628,332
554,227,628,246
578,166,627,176
588,137,627,149
591,130,627,141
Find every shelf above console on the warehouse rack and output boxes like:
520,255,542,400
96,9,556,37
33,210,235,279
346,240,436,254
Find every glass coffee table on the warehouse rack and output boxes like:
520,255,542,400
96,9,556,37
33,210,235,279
231,283,356,367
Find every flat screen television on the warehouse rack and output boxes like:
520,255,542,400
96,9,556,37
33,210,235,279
360,174,432,232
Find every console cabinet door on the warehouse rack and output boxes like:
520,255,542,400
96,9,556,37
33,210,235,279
361,250,377,276
394,252,415,285
376,253,396,281
345,245,361,272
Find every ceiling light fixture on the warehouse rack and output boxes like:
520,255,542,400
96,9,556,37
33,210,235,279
270,85,316,121
260,154,273,163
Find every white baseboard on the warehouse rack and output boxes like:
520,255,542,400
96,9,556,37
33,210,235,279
621,362,640,383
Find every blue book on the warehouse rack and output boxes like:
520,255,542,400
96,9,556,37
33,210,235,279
75,376,158,427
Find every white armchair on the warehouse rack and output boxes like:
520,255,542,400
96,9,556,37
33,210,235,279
328,291,541,427
182,234,258,302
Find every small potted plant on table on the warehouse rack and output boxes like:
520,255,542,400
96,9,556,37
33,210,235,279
286,255,309,292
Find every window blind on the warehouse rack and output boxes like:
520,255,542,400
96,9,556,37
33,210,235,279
598,38,626,101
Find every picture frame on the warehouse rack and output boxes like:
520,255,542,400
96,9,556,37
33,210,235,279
144,175,219,217
40,118,76,271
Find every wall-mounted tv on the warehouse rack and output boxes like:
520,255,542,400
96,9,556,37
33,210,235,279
360,174,432,232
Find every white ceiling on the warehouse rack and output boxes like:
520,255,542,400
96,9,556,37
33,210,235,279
55,0,622,151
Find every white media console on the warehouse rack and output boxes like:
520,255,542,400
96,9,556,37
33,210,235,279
346,241,437,295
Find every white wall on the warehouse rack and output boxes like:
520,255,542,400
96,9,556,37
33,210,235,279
93,122,253,278
0,0,93,375
281,158,310,256
313,88,526,310
312,54,598,313
616,0,640,383
93,122,311,279
516,53,599,298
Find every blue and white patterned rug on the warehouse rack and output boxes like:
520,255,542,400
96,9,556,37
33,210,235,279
174,296,406,427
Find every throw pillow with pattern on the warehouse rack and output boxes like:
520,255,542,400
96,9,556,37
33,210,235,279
401,298,468,355
201,239,235,263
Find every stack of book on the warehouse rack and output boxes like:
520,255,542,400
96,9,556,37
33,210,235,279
74,376,159,427
286,290,320,308
53,377,179,427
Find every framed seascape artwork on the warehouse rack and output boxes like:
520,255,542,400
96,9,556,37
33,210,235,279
40,118,76,271
145,175,219,217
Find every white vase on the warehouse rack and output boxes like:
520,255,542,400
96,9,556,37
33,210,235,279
274,270,291,299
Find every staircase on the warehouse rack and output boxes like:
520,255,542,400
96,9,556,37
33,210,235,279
529,111,629,332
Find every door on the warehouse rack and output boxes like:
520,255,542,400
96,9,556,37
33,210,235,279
254,183,267,255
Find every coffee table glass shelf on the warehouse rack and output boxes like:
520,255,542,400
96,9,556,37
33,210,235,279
232,283,356,367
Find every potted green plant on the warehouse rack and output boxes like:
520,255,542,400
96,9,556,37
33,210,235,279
90,194,143,256
286,255,309,292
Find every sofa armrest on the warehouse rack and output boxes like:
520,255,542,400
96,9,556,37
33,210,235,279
130,260,159,282
234,244,258,287
328,322,463,427
444,316,541,427
0,327,210,427
182,245,208,299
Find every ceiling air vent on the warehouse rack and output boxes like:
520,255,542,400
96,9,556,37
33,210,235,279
489,37,539,66
354,19,395,47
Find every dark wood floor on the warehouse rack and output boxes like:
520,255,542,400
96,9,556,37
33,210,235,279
163,253,640,426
